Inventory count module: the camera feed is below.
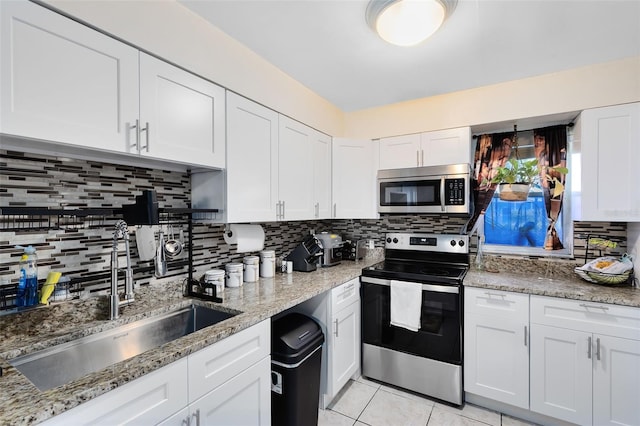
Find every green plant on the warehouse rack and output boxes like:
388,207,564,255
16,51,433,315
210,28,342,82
483,158,569,198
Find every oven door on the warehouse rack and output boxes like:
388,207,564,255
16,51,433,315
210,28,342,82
361,276,461,365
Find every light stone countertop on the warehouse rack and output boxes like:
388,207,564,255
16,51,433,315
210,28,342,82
1,251,638,425
465,256,640,308
0,254,381,426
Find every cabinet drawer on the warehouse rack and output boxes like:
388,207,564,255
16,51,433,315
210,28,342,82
530,295,640,340
43,357,188,426
188,319,270,402
332,278,360,311
464,287,529,322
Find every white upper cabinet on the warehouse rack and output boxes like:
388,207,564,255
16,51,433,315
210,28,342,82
332,138,377,219
278,115,315,220
0,1,138,152
379,134,421,169
1,2,224,169
312,130,333,219
139,53,225,168
378,127,472,170
224,92,279,223
575,102,640,221
420,127,473,167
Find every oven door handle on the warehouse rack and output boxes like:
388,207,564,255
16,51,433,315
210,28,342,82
361,276,459,294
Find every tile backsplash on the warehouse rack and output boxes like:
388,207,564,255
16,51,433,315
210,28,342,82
0,150,628,310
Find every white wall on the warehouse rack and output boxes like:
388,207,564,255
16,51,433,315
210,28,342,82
44,0,344,137
345,56,640,139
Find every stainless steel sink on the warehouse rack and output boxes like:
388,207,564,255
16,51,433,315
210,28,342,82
10,304,237,391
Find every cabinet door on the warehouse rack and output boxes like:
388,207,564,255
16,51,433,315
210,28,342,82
226,93,279,222
188,319,270,402
0,1,138,152
593,335,640,426
278,115,314,220
313,130,332,219
42,358,188,426
379,134,421,169
330,301,361,401
464,312,529,409
579,102,640,221
139,53,225,168
190,356,271,426
530,324,592,425
420,127,472,167
332,138,377,219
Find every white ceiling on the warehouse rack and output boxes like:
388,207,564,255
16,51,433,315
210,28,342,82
179,0,640,112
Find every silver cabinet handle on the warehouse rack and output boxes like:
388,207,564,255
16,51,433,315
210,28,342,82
315,202,319,218
484,291,506,298
334,318,339,337
596,337,601,361
421,150,424,166
139,122,150,152
579,303,609,310
416,150,420,167
181,415,190,426
276,201,280,219
127,119,139,152
440,176,446,211
588,336,592,359
192,408,200,426
524,325,528,347
282,200,285,220
333,203,337,218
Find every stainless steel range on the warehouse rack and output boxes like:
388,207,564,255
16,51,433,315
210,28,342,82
360,233,469,405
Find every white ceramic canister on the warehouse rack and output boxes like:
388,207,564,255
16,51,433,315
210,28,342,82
243,256,259,283
225,263,244,287
204,269,225,298
259,250,276,278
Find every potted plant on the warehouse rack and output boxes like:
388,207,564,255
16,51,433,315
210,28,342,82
483,158,568,201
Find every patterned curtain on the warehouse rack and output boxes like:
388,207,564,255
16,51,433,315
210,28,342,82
466,132,514,233
533,125,567,250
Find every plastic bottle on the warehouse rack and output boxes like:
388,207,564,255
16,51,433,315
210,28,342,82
17,246,38,307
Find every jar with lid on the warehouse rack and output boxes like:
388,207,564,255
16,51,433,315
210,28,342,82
243,256,259,283
259,250,276,278
204,269,225,300
225,263,244,287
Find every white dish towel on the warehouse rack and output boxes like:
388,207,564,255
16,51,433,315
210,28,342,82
390,280,422,332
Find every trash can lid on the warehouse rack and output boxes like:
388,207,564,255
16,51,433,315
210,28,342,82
272,312,324,364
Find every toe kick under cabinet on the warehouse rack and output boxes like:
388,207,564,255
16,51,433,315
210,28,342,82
43,320,271,426
284,277,361,409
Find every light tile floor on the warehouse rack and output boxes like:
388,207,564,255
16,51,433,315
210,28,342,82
319,377,538,426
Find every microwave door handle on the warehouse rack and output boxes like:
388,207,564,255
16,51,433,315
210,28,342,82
440,177,446,212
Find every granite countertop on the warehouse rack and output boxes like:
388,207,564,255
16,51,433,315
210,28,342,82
0,254,381,426
465,258,640,308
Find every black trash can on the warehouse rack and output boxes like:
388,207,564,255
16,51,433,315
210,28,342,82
271,312,325,426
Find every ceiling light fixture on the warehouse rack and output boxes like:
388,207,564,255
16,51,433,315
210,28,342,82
366,0,458,47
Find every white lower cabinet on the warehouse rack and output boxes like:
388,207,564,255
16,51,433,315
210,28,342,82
43,320,271,426
287,277,361,408
530,295,640,426
463,288,529,409
43,357,189,426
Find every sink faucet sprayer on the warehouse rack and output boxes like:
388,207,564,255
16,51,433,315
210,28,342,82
110,220,135,320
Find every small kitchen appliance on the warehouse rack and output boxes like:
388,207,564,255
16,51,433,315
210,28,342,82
315,232,343,267
377,163,471,215
360,232,469,405
341,239,368,261
285,234,322,272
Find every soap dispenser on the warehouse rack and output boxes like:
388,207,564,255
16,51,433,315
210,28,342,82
16,245,38,307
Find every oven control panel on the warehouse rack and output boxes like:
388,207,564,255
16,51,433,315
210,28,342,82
385,233,469,254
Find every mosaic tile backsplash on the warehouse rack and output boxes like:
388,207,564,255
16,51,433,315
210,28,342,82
0,150,628,310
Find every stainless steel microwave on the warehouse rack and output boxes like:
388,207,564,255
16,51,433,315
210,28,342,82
377,163,471,214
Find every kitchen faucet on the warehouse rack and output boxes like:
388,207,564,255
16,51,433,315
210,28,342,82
110,220,135,320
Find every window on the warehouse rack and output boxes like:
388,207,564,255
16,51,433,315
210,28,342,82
481,130,573,257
